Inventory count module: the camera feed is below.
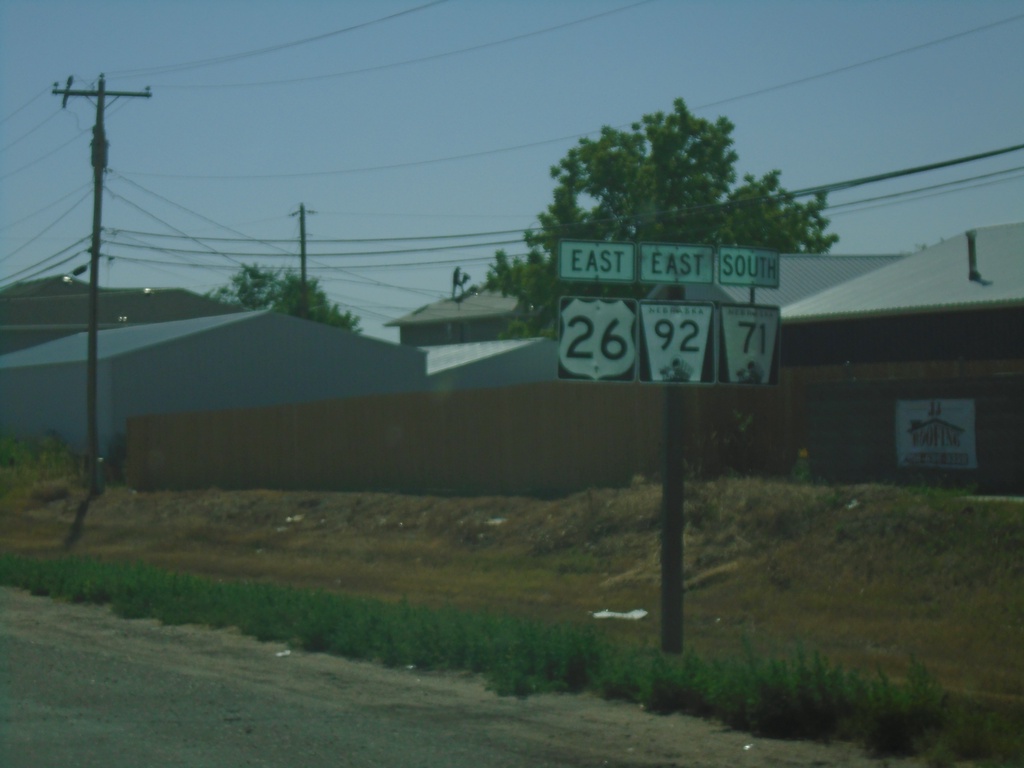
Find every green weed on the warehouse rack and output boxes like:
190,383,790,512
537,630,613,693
1,553,1008,760
0,434,80,499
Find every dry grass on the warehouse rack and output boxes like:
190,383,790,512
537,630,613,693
3,476,1022,713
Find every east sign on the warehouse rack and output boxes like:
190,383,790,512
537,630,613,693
558,240,636,283
639,242,714,285
558,239,779,289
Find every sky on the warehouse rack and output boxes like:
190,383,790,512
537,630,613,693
2,0,1022,343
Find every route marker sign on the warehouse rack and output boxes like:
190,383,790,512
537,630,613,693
717,304,781,385
558,297,637,381
639,243,714,285
558,240,636,283
718,246,780,289
638,301,716,384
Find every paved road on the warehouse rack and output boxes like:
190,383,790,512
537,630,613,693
0,588,903,767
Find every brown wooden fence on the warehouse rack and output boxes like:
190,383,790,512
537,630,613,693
125,358,1023,495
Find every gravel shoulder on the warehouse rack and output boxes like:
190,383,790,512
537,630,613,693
0,587,910,768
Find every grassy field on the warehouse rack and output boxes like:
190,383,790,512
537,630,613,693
2,438,1023,764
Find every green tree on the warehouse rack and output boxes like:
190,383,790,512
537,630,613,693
485,98,838,337
209,264,361,332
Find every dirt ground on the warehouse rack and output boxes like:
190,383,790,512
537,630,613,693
1,586,913,768
5,479,1021,764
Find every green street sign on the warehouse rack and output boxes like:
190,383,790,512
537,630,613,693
558,240,636,283
638,242,714,285
718,246,780,288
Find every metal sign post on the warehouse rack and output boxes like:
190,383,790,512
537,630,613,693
658,286,685,654
556,239,780,655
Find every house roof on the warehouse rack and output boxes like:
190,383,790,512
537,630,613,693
0,275,92,298
782,222,1024,322
0,284,244,328
422,338,545,375
0,311,262,368
387,253,904,330
719,253,905,306
386,291,521,327
646,253,903,304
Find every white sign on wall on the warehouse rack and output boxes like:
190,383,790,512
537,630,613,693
896,399,978,470
638,301,715,384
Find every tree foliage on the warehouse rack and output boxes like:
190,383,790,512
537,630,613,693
485,98,838,337
209,264,361,332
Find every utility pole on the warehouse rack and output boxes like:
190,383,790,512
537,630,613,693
53,74,150,497
290,203,314,319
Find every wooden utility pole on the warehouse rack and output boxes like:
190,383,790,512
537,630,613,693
53,74,150,496
290,203,314,319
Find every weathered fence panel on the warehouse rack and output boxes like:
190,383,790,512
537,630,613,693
128,381,788,495
125,359,1023,495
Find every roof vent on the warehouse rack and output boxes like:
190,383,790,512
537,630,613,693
966,230,991,285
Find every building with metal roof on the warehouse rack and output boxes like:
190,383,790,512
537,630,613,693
386,291,531,346
0,311,426,463
423,338,557,391
784,223,1023,321
0,276,245,355
648,252,905,305
782,222,1024,365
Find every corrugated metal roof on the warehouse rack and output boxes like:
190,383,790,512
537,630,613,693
422,338,543,374
782,222,1024,322
0,311,263,368
386,291,520,327
719,253,905,306
646,253,903,305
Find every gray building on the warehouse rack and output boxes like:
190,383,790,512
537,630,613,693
423,338,558,391
0,311,426,463
782,223,1024,365
0,276,245,355
386,291,531,346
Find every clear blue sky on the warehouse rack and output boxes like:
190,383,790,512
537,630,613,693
2,0,1022,342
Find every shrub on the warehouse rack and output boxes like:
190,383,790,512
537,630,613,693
0,553,1009,762
859,662,947,755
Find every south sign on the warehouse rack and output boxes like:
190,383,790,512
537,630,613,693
718,246,780,289
558,240,636,283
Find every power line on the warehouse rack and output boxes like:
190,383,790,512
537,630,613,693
0,188,93,266
115,11,1024,181
0,235,91,284
0,181,92,233
0,87,49,126
697,11,1024,112
107,251,506,272
13,142,1015,290
0,128,88,182
104,225,537,243
107,141,1024,253
102,235,525,259
103,186,248,268
106,171,297,256
158,0,657,90
0,109,62,153
107,0,452,79
827,167,1024,217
